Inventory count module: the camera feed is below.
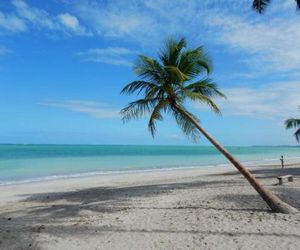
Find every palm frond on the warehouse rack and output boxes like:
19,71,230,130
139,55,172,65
121,98,159,122
171,105,201,141
178,47,212,79
196,59,212,75
285,117,300,143
121,81,159,95
164,65,189,83
134,55,165,83
148,99,169,137
253,0,300,13
145,86,163,99
285,118,300,129
159,37,187,66
121,36,224,142
252,0,270,13
296,0,300,11
295,128,300,142
184,79,226,99
183,91,222,115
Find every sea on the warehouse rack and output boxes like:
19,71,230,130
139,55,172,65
0,144,299,185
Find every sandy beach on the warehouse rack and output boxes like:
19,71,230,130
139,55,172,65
0,161,299,250
2,0,300,249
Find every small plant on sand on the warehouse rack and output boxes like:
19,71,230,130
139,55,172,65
121,37,298,214
285,107,300,143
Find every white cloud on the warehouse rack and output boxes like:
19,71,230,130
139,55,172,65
205,13,300,73
0,11,27,32
39,100,120,119
58,13,79,30
69,0,300,76
77,47,138,66
0,0,89,36
194,81,300,119
12,0,55,29
57,13,90,35
69,0,254,46
1,0,299,76
73,1,156,39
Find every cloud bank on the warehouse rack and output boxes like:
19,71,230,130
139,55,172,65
0,0,90,36
194,81,300,119
77,47,138,66
39,100,120,119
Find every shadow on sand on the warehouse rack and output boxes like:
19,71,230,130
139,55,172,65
1,166,299,249
212,165,300,179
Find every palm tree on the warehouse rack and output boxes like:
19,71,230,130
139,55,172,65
285,108,300,142
120,37,298,214
252,0,300,13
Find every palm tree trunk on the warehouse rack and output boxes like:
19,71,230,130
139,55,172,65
174,104,298,214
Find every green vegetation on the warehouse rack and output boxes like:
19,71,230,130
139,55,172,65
252,0,300,13
285,108,300,142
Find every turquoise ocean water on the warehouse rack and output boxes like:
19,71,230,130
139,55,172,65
0,144,299,185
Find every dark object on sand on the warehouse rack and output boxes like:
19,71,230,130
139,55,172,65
277,175,293,185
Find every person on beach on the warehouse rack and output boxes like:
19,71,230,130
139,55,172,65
280,155,284,168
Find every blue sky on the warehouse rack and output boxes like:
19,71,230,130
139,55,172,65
0,0,299,146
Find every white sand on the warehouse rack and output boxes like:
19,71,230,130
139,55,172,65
0,160,299,250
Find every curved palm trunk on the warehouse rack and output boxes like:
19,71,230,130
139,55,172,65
174,105,298,214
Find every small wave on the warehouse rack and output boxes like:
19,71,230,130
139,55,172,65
0,164,218,186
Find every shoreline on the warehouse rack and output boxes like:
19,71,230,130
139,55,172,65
1,159,300,205
0,160,299,249
1,156,300,187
